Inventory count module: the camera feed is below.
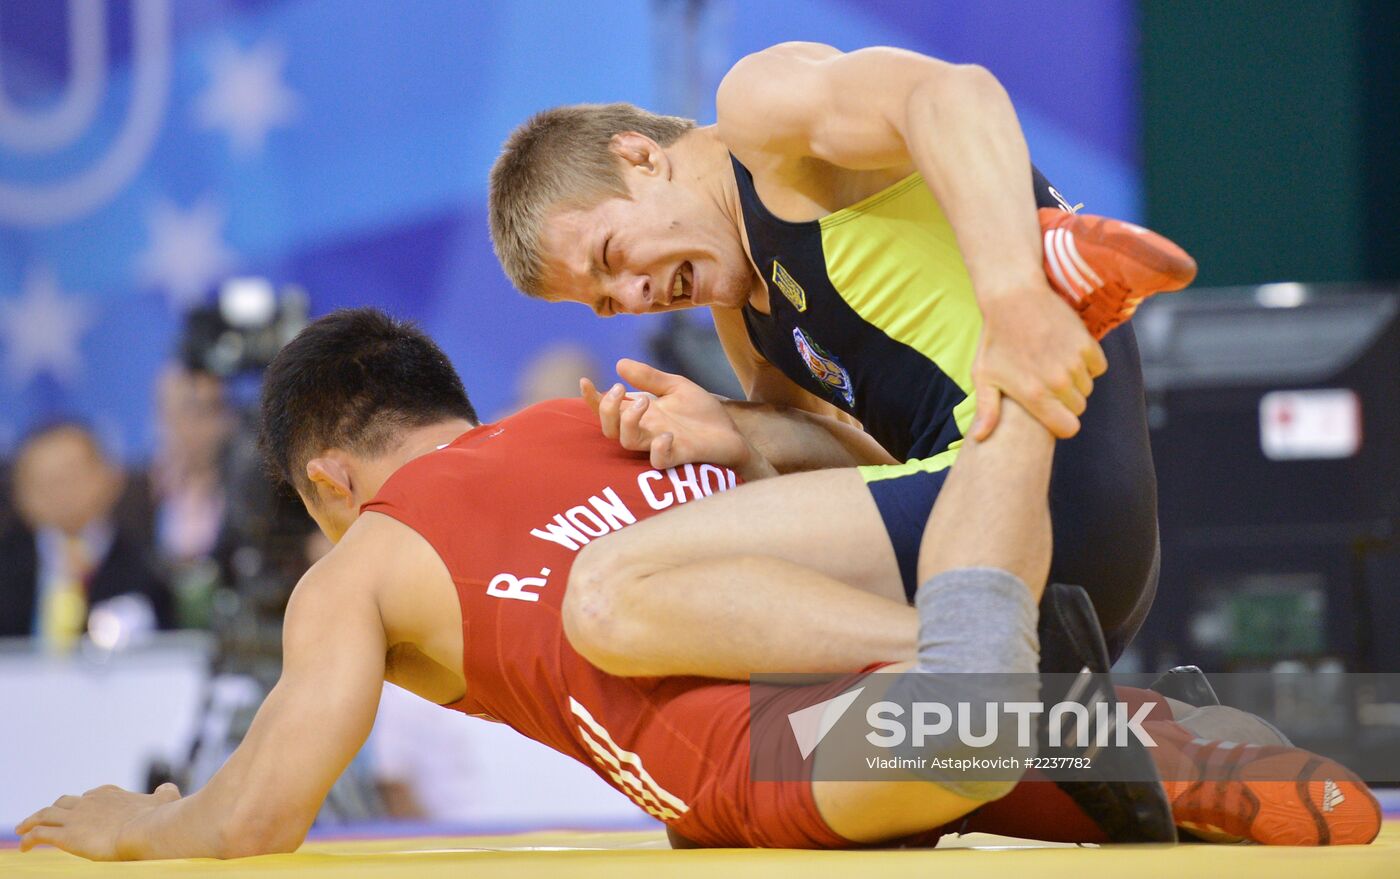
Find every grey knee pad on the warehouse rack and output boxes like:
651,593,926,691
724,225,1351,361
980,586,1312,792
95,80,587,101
914,567,1040,676
887,568,1042,801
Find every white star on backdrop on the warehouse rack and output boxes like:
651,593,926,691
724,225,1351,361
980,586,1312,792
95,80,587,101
195,39,299,158
136,197,238,311
0,265,94,388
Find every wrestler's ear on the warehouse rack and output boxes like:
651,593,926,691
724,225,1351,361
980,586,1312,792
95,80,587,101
305,454,354,510
609,131,669,178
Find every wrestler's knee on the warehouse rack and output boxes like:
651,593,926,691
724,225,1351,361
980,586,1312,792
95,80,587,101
562,539,655,676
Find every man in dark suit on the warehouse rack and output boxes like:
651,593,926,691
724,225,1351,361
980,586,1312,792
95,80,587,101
0,422,172,645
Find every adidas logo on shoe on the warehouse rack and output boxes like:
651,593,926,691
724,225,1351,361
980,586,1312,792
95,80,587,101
1322,779,1346,813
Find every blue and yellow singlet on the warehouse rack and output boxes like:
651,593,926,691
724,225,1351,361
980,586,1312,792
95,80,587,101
731,154,1160,655
734,155,1067,470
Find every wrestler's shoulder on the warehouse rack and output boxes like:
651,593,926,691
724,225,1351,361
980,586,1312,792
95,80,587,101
724,40,839,76
716,42,839,151
291,513,425,616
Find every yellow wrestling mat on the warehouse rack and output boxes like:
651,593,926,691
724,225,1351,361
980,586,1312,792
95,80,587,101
5,822,1398,878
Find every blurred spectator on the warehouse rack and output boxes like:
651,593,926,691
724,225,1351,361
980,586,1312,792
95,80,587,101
149,365,235,627
0,459,17,536
0,423,172,648
509,344,603,415
152,365,233,566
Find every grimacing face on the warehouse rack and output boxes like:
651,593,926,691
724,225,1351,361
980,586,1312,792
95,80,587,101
537,170,757,316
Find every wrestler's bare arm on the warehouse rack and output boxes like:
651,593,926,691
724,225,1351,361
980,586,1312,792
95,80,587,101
717,42,1044,298
582,358,895,480
709,305,858,428
716,42,1106,442
729,398,897,474
16,535,390,861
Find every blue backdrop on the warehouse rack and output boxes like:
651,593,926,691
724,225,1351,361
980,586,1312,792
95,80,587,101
0,0,1140,461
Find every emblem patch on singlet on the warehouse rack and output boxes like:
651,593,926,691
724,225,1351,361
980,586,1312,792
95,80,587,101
770,260,807,312
792,327,854,407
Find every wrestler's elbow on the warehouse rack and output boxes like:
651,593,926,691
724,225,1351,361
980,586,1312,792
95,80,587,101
563,544,658,677
217,832,298,860
216,808,304,859
904,62,1006,126
928,61,1001,97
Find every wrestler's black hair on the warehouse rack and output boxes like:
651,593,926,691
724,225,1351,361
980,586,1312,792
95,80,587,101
259,307,477,494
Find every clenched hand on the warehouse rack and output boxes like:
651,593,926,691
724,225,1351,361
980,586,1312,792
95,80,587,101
581,359,759,475
971,288,1107,440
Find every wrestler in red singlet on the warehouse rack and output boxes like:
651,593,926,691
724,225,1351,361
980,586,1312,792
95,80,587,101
362,398,827,846
360,398,1126,848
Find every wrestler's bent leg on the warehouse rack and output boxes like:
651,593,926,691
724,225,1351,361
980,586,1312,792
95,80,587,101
812,402,1054,843
566,467,913,679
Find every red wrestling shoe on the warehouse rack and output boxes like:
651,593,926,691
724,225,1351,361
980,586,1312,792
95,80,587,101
1150,719,1382,846
1039,207,1198,339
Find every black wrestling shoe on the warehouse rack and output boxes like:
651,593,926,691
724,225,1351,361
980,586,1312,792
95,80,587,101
1037,583,1178,844
1152,665,1294,749
1149,666,1221,707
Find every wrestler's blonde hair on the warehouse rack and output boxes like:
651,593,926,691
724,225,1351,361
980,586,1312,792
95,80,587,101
488,103,695,298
